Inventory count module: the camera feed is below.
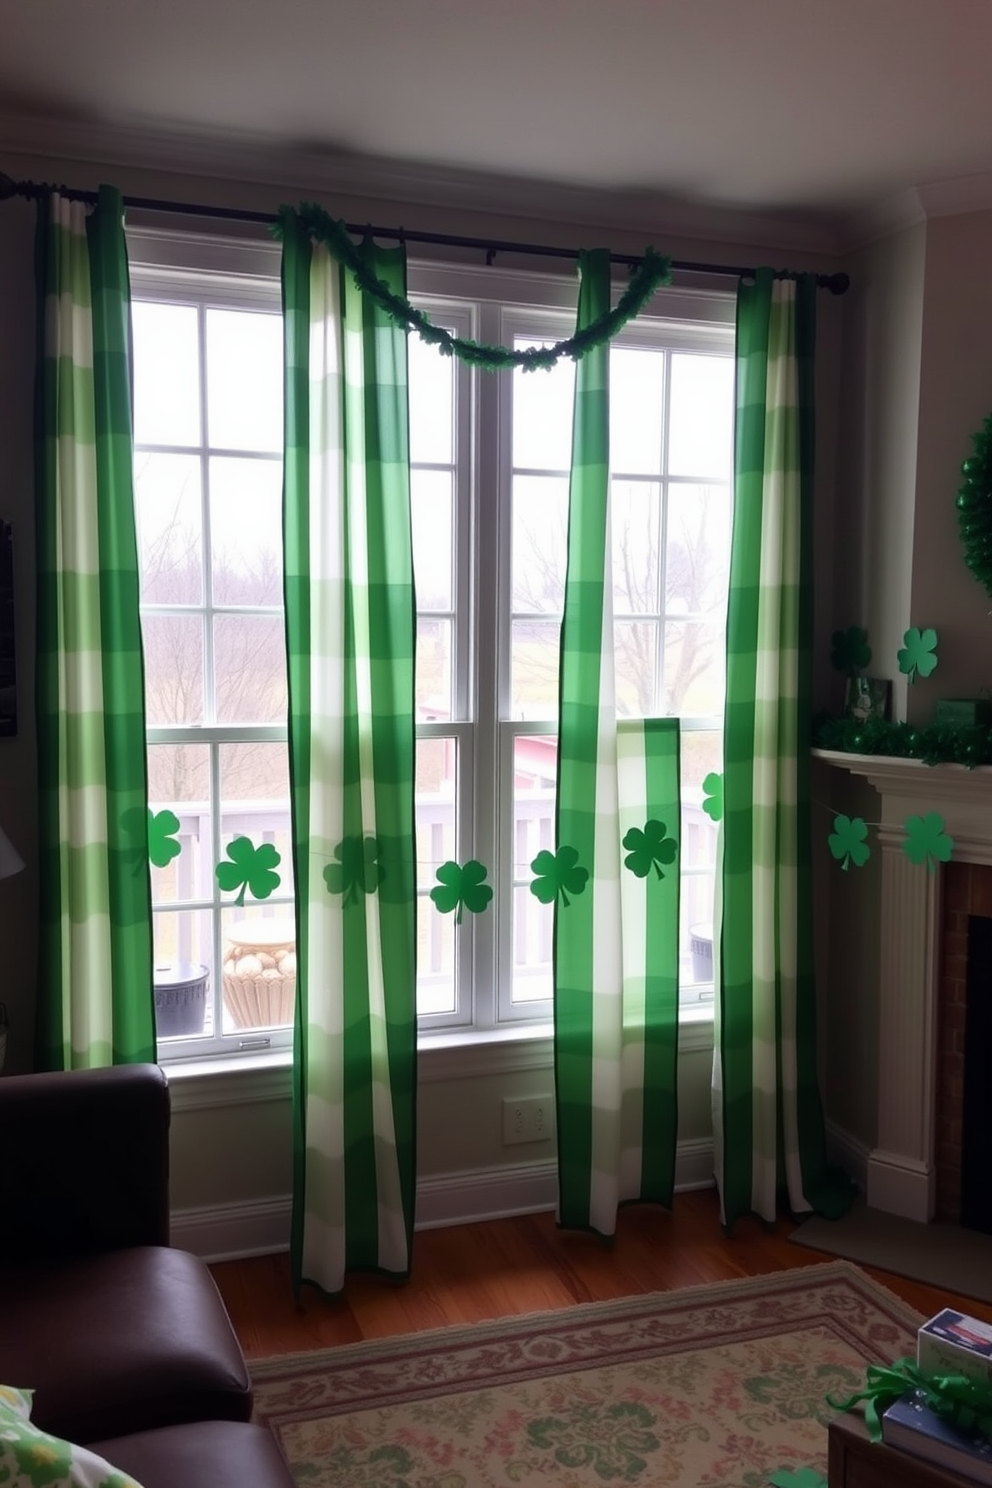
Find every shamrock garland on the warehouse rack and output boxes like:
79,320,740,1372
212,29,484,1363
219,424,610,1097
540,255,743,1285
529,846,589,908
824,811,954,874
956,412,992,600
323,835,382,906
216,836,282,907
622,820,678,880
830,624,871,677
897,626,939,684
430,859,493,923
702,772,724,822
148,808,182,869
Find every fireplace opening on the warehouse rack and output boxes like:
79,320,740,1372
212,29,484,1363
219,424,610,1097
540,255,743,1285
962,914,992,1234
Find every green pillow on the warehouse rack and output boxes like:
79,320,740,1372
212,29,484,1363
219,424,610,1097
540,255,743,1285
0,1385,144,1488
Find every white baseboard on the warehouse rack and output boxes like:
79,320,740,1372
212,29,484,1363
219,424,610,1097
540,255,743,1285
172,1138,716,1262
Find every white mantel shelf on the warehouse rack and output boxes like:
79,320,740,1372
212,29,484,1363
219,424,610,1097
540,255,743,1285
814,746,992,1223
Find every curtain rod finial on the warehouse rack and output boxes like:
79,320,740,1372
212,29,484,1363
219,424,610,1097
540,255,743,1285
821,271,850,296
0,173,18,202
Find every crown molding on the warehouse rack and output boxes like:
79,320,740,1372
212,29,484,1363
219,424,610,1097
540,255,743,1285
0,109,845,260
916,169,992,220
842,188,926,253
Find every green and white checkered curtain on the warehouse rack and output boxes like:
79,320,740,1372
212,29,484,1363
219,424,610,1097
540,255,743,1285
34,186,155,1070
282,214,418,1295
554,251,680,1236
715,270,846,1227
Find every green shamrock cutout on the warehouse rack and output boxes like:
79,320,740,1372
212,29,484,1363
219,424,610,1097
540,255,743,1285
768,1471,827,1488
430,859,493,923
827,814,870,871
903,811,954,873
323,835,382,906
529,845,589,908
897,626,939,683
702,772,724,823
622,820,678,880
216,835,282,906
831,624,872,676
148,808,182,869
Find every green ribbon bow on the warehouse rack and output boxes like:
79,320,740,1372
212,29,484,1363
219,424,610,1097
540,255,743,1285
828,1357,992,1443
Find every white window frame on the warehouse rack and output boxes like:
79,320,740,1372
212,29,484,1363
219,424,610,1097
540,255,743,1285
126,230,732,1066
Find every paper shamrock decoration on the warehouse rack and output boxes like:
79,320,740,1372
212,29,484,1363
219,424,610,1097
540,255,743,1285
903,811,954,873
216,835,282,906
830,625,871,676
702,772,723,822
430,859,493,923
529,845,589,908
827,815,870,871
897,626,939,684
767,1471,827,1488
323,835,382,906
622,820,678,880
148,808,182,869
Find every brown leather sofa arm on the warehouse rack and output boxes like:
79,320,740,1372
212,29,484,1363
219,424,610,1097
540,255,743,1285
0,1062,171,1260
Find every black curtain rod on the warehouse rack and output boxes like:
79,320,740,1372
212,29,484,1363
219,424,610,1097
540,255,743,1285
0,172,850,295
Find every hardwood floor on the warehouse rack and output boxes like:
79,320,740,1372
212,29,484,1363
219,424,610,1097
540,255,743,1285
210,1187,992,1360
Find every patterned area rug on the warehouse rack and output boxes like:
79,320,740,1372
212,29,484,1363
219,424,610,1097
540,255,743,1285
250,1260,920,1487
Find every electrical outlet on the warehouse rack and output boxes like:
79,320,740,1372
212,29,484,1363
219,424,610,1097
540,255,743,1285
502,1095,554,1145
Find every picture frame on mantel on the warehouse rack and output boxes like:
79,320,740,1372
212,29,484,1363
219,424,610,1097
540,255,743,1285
844,675,891,724
0,521,16,738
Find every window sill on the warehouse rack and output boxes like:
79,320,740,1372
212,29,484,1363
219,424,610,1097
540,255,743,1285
163,1008,714,1112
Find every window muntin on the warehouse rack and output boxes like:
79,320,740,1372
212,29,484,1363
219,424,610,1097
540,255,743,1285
130,241,732,1060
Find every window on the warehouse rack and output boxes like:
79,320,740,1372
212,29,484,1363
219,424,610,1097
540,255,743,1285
128,234,733,1061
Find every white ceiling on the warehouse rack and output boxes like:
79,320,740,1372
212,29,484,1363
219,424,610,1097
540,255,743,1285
3,0,992,225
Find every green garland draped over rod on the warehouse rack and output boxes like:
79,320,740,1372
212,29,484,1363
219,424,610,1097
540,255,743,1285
274,201,670,371
1,172,850,373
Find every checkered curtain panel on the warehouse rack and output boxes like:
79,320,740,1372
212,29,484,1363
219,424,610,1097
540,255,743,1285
715,270,842,1227
34,186,155,1070
282,216,418,1295
554,251,680,1235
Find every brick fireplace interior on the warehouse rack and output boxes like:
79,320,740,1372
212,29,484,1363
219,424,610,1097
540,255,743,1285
937,860,992,1227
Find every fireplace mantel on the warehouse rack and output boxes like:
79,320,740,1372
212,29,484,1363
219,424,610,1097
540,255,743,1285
815,747,992,1221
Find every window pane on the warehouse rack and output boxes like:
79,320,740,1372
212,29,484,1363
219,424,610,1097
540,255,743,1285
511,735,555,1004
206,308,283,453
153,908,213,1041
615,620,658,717
679,730,721,869
132,302,200,447
417,618,452,720
218,741,292,902
512,349,574,471
409,333,453,465
210,457,283,606
416,736,457,1016
668,354,734,478
665,484,731,617
412,469,453,611
142,613,204,725
147,742,212,900
610,347,664,475
213,616,288,724
611,480,659,615
511,619,560,719
512,475,567,613
663,621,725,717
221,906,296,1032
134,453,203,604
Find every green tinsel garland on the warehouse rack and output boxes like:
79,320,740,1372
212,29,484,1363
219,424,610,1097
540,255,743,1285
273,202,673,372
957,413,992,599
814,712,992,768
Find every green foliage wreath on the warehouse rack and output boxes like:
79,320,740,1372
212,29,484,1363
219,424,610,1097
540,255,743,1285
956,413,992,599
